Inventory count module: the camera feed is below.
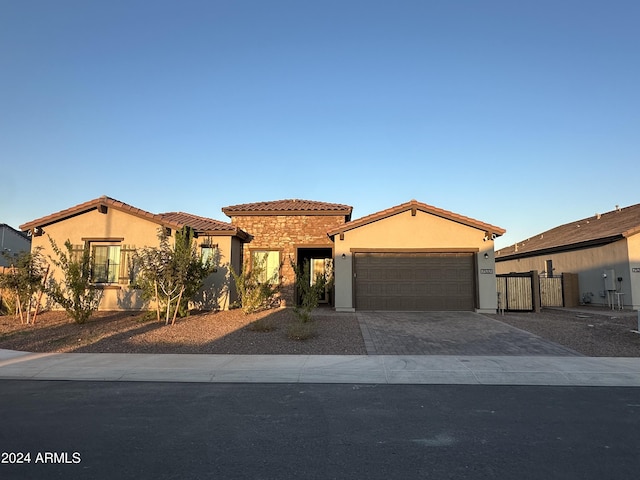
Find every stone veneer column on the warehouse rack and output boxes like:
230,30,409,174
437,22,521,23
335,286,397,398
230,215,346,306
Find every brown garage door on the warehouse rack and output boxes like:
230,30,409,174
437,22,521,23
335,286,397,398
354,252,476,311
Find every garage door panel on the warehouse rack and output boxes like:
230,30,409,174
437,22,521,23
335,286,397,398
414,269,430,281
355,252,475,311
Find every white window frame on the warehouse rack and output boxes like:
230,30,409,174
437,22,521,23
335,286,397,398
251,250,281,285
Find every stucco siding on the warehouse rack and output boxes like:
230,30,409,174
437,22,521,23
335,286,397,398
333,210,498,312
30,207,238,311
496,239,637,308
29,209,159,311
194,235,243,310
31,208,163,253
626,233,640,309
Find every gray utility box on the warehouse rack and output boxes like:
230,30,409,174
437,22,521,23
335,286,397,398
603,269,616,291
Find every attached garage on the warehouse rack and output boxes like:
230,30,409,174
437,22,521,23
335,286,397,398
354,252,475,311
328,200,505,313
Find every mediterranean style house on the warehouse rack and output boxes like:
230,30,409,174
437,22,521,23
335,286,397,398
19,196,248,310
221,199,352,306
496,203,640,310
20,195,505,313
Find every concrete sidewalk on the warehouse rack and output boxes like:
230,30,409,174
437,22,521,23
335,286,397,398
1,349,639,386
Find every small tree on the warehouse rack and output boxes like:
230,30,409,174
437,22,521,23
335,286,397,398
135,227,216,325
291,259,326,323
230,253,278,314
46,238,102,324
0,248,48,324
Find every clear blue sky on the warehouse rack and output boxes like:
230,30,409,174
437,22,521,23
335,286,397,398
2,0,638,249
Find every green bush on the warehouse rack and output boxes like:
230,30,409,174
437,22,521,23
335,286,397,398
0,249,48,323
230,254,278,314
291,259,326,323
134,227,217,325
286,321,316,341
0,290,13,315
45,238,102,324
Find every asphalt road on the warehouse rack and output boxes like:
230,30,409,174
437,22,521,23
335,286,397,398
1,381,639,480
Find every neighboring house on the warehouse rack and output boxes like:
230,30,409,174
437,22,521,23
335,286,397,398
221,199,353,306
495,203,640,310
19,196,248,311
328,200,505,313
0,223,31,267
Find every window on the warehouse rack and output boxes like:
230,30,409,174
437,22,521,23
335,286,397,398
545,260,554,278
92,244,121,283
201,244,218,266
251,250,280,284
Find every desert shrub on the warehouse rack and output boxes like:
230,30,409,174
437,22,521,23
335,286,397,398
0,287,15,315
45,238,102,324
291,259,326,323
0,249,48,323
286,321,316,341
134,227,217,325
230,254,278,314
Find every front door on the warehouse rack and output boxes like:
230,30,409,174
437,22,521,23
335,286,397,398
296,247,333,306
310,258,329,303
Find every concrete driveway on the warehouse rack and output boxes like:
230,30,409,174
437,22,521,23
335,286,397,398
356,311,580,356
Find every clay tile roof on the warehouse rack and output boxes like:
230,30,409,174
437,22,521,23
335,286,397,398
158,212,248,239
327,199,506,237
19,196,170,232
19,195,248,240
222,199,353,218
496,203,640,260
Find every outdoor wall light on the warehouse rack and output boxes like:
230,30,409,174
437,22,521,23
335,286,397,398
484,253,489,259
341,253,346,259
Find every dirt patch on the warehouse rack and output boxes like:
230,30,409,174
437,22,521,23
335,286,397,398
1,307,638,357
0,308,367,355
484,308,640,357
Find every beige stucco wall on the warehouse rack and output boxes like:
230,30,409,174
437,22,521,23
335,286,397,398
30,207,238,311
496,238,639,309
627,233,640,310
194,235,243,310
332,210,498,313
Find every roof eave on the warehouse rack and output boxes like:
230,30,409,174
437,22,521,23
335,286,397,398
197,228,250,241
328,201,505,238
623,226,640,238
222,209,352,217
20,197,182,233
495,235,624,262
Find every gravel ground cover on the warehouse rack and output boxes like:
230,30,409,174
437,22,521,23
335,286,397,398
485,307,640,357
0,308,367,355
1,306,638,356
